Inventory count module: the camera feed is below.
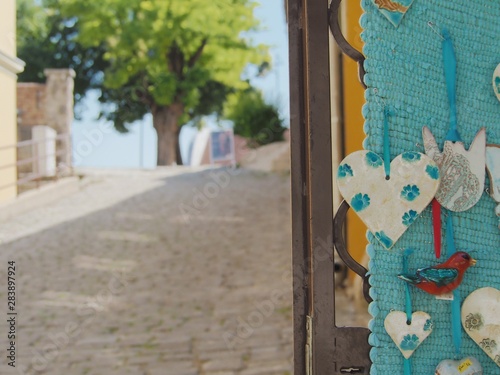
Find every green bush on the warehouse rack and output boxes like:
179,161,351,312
224,88,286,147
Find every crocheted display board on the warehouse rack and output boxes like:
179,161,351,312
359,1,500,374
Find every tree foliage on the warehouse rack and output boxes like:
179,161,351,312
17,0,108,104
17,0,269,164
225,88,285,147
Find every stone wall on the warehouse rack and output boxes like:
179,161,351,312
17,69,75,170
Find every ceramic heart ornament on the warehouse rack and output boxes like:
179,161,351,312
371,0,414,27
435,357,483,375
337,151,440,249
423,127,486,212
461,287,500,367
493,64,500,102
486,145,500,224
384,311,433,359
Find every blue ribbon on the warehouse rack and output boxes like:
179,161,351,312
442,28,461,143
404,357,412,375
402,248,414,375
383,107,392,179
402,248,414,323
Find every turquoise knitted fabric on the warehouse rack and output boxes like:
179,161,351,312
360,1,500,374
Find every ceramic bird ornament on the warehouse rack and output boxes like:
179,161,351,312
398,252,476,295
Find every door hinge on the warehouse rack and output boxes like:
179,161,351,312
306,315,313,375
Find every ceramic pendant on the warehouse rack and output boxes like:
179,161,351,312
461,287,500,367
423,127,486,212
493,64,500,102
398,252,476,295
486,145,500,223
337,151,440,249
371,0,414,27
435,357,483,375
384,311,433,359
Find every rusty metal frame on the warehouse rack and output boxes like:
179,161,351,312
289,0,371,373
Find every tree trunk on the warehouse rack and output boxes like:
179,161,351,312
152,103,183,166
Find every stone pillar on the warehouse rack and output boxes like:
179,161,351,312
32,125,57,177
44,68,75,170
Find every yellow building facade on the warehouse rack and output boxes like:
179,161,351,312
0,0,25,203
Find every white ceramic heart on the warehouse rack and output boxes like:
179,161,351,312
423,127,486,212
461,287,500,367
493,64,500,102
384,311,433,359
337,151,440,249
371,0,414,27
435,357,483,375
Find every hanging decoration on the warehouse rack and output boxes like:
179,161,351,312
493,64,500,102
338,108,440,250
435,357,483,375
370,0,415,28
397,251,476,295
423,127,486,212
385,310,433,359
486,145,500,224
461,287,500,367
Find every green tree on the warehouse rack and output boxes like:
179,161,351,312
225,88,285,147
17,0,108,104
32,0,268,165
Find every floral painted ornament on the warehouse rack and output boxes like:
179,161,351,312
493,64,500,102
423,127,486,212
435,357,483,375
371,0,414,28
337,150,440,249
486,145,500,224
384,311,433,359
461,287,500,367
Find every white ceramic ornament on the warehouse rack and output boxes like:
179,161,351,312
435,357,483,375
371,0,414,27
337,151,440,249
461,287,500,367
384,311,434,359
486,145,500,223
423,127,486,212
493,64,500,102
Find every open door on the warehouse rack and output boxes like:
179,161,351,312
288,0,371,373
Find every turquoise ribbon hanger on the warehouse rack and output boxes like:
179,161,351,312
442,29,462,143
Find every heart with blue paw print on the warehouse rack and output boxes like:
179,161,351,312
337,151,440,250
384,311,434,359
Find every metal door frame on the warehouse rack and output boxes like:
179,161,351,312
288,0,371,373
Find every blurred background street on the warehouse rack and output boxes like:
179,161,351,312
0,168,368,375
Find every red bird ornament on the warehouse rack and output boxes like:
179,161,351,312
397,252,476,295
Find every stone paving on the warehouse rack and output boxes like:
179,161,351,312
0,168,368,375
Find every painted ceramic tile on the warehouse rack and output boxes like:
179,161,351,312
493,64,500,102
461,287,500,367
384,311,433,359
337,151,440,249
486,145,500,224
371,0,414,27
423,127,486,212
435,357,483,375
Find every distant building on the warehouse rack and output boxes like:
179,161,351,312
0,0,25,203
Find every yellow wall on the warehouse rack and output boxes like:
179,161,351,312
0,0,22,203
341,2,368,273
0,0,16,56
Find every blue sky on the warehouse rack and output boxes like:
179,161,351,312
72,1,289,169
